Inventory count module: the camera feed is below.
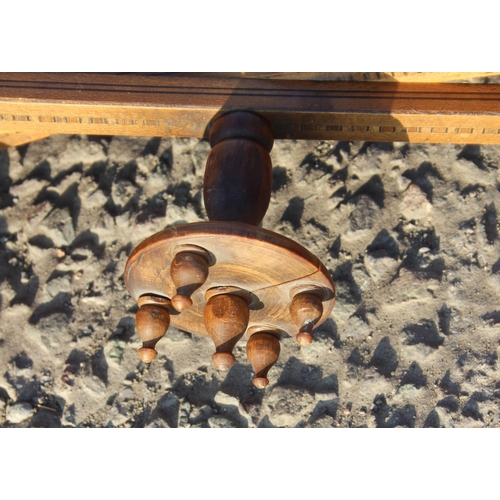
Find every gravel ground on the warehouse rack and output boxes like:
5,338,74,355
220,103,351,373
1,134,499,428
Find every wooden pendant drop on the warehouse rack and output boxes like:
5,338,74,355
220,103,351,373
289,293,323,346
246,332,281,388
170,251,209,311
135,304,170,362
204,293,250,370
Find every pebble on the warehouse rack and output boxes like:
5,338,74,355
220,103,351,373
107,387,135,427
208,416,237,428
105,339,126,365
352,263,372,292
263,387,315,427
6,402,35,424
10,179,49,199
400,184,432,220
214,392,240,407
341,316,371,341
364,253,398,283
349,195,380,232
43,208,76,246
45,275,72,298
397,175,412,192
85,188,108,209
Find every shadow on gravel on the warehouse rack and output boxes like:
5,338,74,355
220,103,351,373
403,320,444,349
28,292,73,324
220,363,264,406
368,337,398,378
278,356,339,395
371,393,416,428
400,361,427,388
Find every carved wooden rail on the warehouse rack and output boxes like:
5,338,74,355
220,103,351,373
2,73,500,150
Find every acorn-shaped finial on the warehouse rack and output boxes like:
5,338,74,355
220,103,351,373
289,293,323,346
170,251,209,311
135,304,170,362
246,331,281,388
204,293,249,370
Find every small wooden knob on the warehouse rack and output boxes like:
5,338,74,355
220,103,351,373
204,293,250,371
170,251,209,311
246,332,281,389
135,304,170,362
212,352,236,371
289,293,323,346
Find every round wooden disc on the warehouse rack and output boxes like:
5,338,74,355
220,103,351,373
124,221,335,339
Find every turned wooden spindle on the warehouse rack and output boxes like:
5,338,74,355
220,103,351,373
170,251,209,311
289,293,323,346
246,331,281,389
203,293,250,370
204,111,274,226
135,303,170,362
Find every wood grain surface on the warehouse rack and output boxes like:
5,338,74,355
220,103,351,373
246,331,281,388
2,73,500,144
0,131,50,149
124,222,335,340
186,72,500,83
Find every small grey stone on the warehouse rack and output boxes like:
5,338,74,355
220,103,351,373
45,275,72,298
263,387,315,428
364,252,398,283
214,392,240,407
400,184,432,220
349,195,380,232
352,263,371,292
341,315,371,341
6,402,34,424
208,416,237,428
397,175,412,192
107,387,135,427
105,339,126,365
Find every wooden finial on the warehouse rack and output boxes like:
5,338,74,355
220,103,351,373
289,293,323,346
203,293,250,370
246,331,281,389
135,304,170,362
170,251,209,311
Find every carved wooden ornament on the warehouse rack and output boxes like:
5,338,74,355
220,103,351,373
124,111,335,388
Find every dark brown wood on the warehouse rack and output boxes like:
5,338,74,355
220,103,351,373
204,138,272,225
209,111,274,151
135,304,170,362
204,293,250,370
289,293,324,346
204,112,273,226
3,73,500,144
246,331,281,388
170,250,209,311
